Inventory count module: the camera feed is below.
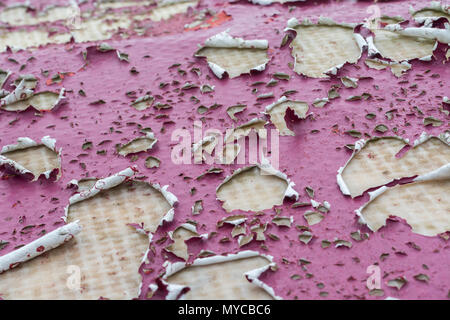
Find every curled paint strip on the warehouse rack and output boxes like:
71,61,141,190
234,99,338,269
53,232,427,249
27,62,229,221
156,250,280,300
355,163,450,233
0,221,82,274
284,17,367,78
0,136,62,181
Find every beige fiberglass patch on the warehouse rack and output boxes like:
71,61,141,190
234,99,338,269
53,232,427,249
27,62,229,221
410,1,450,26
366,24,450,67
356,164,450,237
97,0,155,9
0,1,199,52
0,136,61,181
244,0,306,4
367,29,437,62
337,133,450,198
364,58,412,77
0,28,71,53
193,118,267,164
165,223,207,260
1,89,66,112
224,118,268,143
148,0,199,22
0,168,178,299
263,96,309,136
285,17,366,78
156,250,281,300
195,30,270,79
117,132,157,156
216,162,298,212
0,4,76,26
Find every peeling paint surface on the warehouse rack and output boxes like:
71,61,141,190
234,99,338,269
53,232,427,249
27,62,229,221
357,165,450,237
162,251,277,299
0,0,448,301
338,135,450,198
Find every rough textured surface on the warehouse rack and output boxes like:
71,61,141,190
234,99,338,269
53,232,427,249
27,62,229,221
216,166,290,212
0,179,173,299
340,137,450,198
359,179,450,237
0,0,449,300
165,255,274,300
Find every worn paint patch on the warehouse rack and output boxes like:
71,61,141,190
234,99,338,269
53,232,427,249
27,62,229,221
1,89,66,112
0,136,61,181
0,168,177,299
131,95,154,111
165,223,201,260
0,221,82,274
356,165,450,237
286,17,366,78
337,134,450,198
158,250,280,299
0,1,198,52
410,1,450,26
0,5,76,26
117,133,157,156
225,118,267,143
0,29,72,53
216,163,298,212
149,0,199,22
195,30,270,79
264,96,308,136
98,0,155,9
368,28,437,62
365,58,412,77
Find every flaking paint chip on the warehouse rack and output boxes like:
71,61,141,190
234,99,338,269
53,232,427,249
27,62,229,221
410,2,450,27
1,89,66,112
356,164,450,237
195,30,270,79
285,17,366,78
165,224,201,261
304,211,324,226
117,132,157,156
367,24,449,64
365,58,411,77
224,118,267,144
216,162,298,212
132,95,154,111
263,96,309,136
337,133,450,198
0,136,61,181
156,250,281,299
0,168,177,299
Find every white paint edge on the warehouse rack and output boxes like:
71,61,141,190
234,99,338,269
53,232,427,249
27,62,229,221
118,132,158,156
195,30,269,79
0,136,61,180
200,29,268,49
0,221,82,274
355,162,450,231
0,79,34,107
64,167,177,233
410,1,450,27
216,159,299,201
336,136,410,198
285,17,365,78
157,250,280,300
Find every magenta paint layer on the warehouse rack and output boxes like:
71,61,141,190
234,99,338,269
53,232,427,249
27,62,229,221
0,0,448,300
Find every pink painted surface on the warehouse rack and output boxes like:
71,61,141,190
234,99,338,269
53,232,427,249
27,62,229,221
0,0,448,299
